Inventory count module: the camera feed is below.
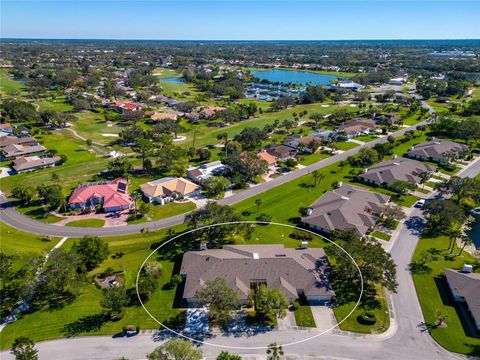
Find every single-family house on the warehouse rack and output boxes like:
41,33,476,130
265,144,297,160
12,155,61,173
147,111,178,121
445,268,480,331
187,161,228,184
68,178,132,212
114,100,141,112
339,119,377,139
140,177,200,205
257,150,277,167
2,142,47,159
302,183,390,236
284,135,322,153
406,139,468,163
0,123,13,137
310,129,337,142
179,244,335,306
359,157,436,187
0,136,36,148
199,106,226,118
331,81,364,92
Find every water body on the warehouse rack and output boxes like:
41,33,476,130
468,213,480,248
160,77,184,83
252,70,337,86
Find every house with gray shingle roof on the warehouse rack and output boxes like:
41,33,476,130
445,269,480,331
179,244,335,306
406,139,468,163
359,157,436,187
302,184,390,236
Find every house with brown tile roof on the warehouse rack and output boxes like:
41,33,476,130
302,184,390,236
0,136,36,148
284,135,322,153
2,143,47,159
359,157,436,187
140,177,200,205
179,244,335,306
257,150,277,167
147,111,178,121
12,155,61,173
264,144,297,160
406,139,468,163
339,118,377,139
445,269,480,331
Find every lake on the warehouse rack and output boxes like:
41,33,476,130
160,77,184,83
252,70,337,86
468,213,480,248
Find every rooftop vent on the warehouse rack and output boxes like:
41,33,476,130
306,207,313,216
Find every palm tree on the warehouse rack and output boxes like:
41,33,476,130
131,190,142,215
446,228,462,254
458,235,473,256
255,199,263,213
217,133,229,157
267,343,284,360
415,171,431,190
312,170,325,187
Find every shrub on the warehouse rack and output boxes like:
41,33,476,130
290,229,313,241
358,311,377,325
256,213,272,223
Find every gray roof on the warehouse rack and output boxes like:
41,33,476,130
2,143,46,158
445,269,480,326
359,157,436,185
0,136,36,147
179,244,335,302
12,155,61,172
407,139,468,162
302,184,390,236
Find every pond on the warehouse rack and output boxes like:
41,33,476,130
160,77,184,83
468,212,480,248
252,69,337,86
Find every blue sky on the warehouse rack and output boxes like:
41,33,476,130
1,1,479,40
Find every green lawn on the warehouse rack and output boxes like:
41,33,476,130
153,68,199,100
298,151,331,166
293,305,316,328
332,141,360,151
0,223,61,270
71,111,121,145
333,288,390,334
66,219,105,228
14,202,64,224
353,134,380,143
370,230,392,241
35,98,74,112
412,235,480,356
127,201,197,224
0,68,25,96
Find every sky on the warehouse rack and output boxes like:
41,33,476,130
1,1,479,40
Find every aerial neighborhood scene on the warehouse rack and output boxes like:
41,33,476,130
1,1,480,359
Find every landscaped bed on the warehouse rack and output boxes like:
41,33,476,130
293,303,316,328
371,230,392,241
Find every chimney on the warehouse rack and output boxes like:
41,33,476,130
300,241,308,249
199,243,207,251
306,207,313,216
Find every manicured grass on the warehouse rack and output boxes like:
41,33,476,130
412,235,480,356
333,288,390,334
0,68,25,96
0,223,61,270
153,68,199,99
332,141,360,151
416,187,431,194
370,230,392,241
298,151,331,166
293,305,316,328
353,134,379,143
149,201,196,220
66,219,105,228
426,181,438,189
15,202,64,224
72,111,121,144
35,98,74,112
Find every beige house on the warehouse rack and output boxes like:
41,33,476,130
140,177,200,205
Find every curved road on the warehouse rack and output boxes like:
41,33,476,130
2,160,477,360
0,120,428,237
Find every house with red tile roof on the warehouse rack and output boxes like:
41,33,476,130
257,150,277,167
199,106,226,118
68,178,132,213
114,100,141,112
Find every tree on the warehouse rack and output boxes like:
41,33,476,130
196,278,240,325
71,236,109,271
356,147,379,167
86,139,93,147
249,285,288,319
388,180,416,195
196,148,211,161
255,198,263,213
434,309,448,327
144,261,163,278
415,171,431,189
437,176,480,205
225,152,268,183
100,285,129,316
146,339,202,360
11,185,36,205
203,176,230,199
107,157,132,178
312,170,325,187
11,337,38,360
185,202,241,247
138,202,150,217
423,199,467,236
458,235,473,256
266,343,284,360
382,204,406,228
37,184,64,209
217,351,242,360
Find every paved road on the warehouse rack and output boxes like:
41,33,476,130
1,157,477,360
0,120,428,237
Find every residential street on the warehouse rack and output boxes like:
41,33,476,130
0,119,428,237
1,157,477,360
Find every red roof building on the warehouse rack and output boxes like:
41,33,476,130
257,150,277,166
114,100,141,112
68,178,132,212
